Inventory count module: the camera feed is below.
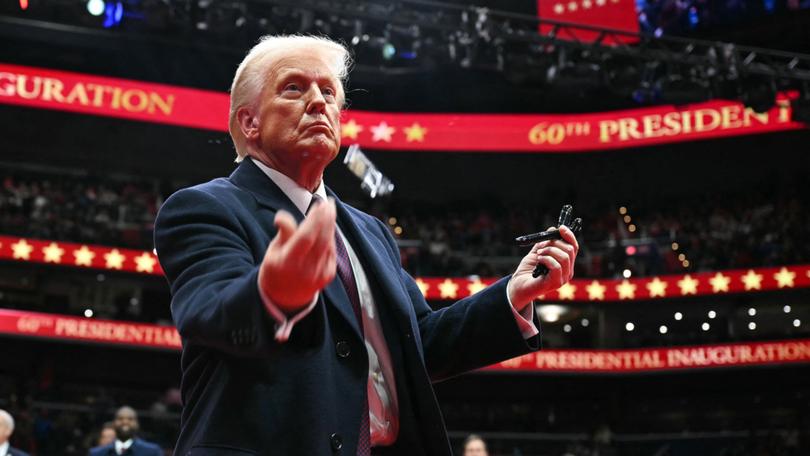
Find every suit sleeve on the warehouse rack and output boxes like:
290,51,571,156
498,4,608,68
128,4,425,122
372,218,541,382
154,187,322,357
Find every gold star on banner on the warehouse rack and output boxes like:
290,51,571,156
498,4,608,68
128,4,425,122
104,249,125,270
596,0,606,5
553,3,564,13
567,1,578,10
11,239,34,260
773,267,796,288
370,121,395,142
557,282,576,300
341,119,363,140
615,280,636,300
741,269,763,290
134,253,157,273
583,0,593,8
467,279,487,296
646,277,668,298
415,278,429,297
709,272,730,293
403,123,428,142
586,280,606,300
677,274,699,295
438,279,459,299
42,242,65,263
74,245,95,267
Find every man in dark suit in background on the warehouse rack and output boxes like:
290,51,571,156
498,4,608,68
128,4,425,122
0,409,29,456
155,34,580,456
88,407,161,456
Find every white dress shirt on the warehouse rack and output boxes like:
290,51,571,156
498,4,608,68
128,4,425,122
250,157,538,445
0,441,9,456
115,439,133,455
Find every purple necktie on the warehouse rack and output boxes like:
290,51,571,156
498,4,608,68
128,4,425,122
308,195,370,456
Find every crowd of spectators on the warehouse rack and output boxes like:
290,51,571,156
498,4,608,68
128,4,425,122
0,170,164,251
1,167,808,280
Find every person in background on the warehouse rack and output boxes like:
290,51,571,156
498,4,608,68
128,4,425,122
0,409,29,456
462,434,489,456
88,406,161,456
97,422,116,447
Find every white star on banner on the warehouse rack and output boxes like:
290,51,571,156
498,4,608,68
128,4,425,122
370,122,395,142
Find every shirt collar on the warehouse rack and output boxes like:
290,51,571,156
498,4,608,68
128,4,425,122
115,439,133,453
0,441,9,456
250,157,327,215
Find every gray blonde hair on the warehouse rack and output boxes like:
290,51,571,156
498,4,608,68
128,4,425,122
0,409,14,432
228,34,352,162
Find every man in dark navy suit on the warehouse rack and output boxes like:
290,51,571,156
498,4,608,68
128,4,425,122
0,409,29,456
88,407,161,456
154,35,580,456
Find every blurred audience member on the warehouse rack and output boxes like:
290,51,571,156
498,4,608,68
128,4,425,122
88,407,161,456
97,422,116,447
0,409,29,456
462,434,489,456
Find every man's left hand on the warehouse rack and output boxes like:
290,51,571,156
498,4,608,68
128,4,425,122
507,225,580,311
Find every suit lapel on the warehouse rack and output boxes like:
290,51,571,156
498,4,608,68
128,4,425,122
228,158,305,224
229,159,363,339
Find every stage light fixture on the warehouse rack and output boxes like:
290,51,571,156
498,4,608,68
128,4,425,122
674,312,683,320
794,319,801,328
748,322,757,330
623,269,631,278
708,310,716,319
87,0,105,17
625,322,635,331
581,318,589,327
659,325,668,334
84,309,94,318
103,1,123,28
563,324,572,333
748,307,756,316
784,305,791,313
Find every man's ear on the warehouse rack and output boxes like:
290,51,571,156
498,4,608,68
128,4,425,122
236,107,260,142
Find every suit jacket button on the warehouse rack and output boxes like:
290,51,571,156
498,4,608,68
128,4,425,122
330,432,343,451
336,341,351,358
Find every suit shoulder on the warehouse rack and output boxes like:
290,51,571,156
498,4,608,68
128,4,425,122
88,444,111,456
10,448,31,456
135,438,163,453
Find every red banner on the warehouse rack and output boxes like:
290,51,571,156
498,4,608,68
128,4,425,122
487,339,810,372
1,308,806,372
0,309,180,350
0,235,162,275
0,63,802,152
537,0,639,44
2,235,810,301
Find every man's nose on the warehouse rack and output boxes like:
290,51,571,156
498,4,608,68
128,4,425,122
306,83,327,115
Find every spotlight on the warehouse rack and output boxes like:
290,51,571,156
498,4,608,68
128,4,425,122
708,310,716,319
674,312,683,321
659,325,668,334
783,305,791,313
581,318,589,327
103,1,124,28
701,322,710,331
748,308,756,317
87,0,105,16
793,319,800,328
625,322,635,331
748,322,757,330
623,269,632,278
563,324,572,333
84,309,94,318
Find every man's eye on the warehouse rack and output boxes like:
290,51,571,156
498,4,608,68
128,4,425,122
284,84,301,92
322,87,335,97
